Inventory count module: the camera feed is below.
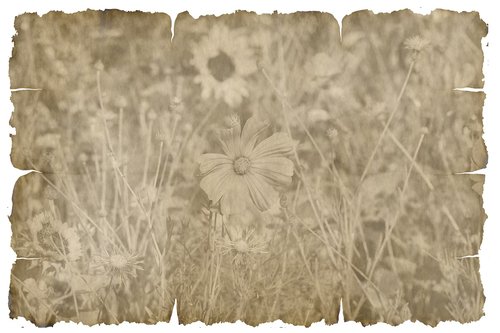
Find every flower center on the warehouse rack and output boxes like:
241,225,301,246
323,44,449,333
233,156,251,175
234,239,249,253
207,51,235,82
110,254,128,269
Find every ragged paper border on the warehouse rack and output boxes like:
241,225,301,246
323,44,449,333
1,0,498,332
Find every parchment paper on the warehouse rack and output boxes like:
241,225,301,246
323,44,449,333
8,10,487,326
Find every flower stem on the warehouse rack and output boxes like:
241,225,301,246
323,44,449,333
97,275,114,322
96,69,162,268
357,56,416,190
351,132,426,319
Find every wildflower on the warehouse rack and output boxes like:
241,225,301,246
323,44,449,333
18,278,53,326
218,228,268,264
304,51,345,92
155,130,169,143
29,211,82,261
326,127,339,142
154,111,181,143
93,248,143,286
57,226,83,261
169,96,182,113
404,35,429,53
191,24,256,107
114,95,128,109
224,113,241,128
198,116,294,215
94,60,104,71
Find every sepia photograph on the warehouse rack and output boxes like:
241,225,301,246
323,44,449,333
1,1,498,331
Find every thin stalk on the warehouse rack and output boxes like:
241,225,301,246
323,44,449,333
97,276,114,322
260,68,351,203
12,274,58,318
162,101,218,199
268,219,291,321
351,133,425,318
265,39,386,314
27,157,124,250
55,233,80,322
96,70,162,267
289,209,384,297
141,119,154,188
357,57,416,189
148,141,164,215
386,127,434,190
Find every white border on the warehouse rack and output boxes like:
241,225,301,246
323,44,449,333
1,1,498,332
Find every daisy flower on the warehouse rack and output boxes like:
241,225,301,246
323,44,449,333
404,35,429,53
29,211,82,261
218,228,268,255
218,228,268,266
191,24,257,107
93,248,144,286
198,115,294,215
57,226,83,262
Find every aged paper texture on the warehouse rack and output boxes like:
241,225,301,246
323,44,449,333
9,10,486,326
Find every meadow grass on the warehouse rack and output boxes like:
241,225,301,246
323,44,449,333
9,10,486,326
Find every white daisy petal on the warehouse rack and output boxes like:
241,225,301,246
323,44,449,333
190,23,257,107
198,153,232,175
200,165,234,204
250,157,294,187
243,174,279,212
250,132,294,160
240,117,269,156
200,115,295,215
